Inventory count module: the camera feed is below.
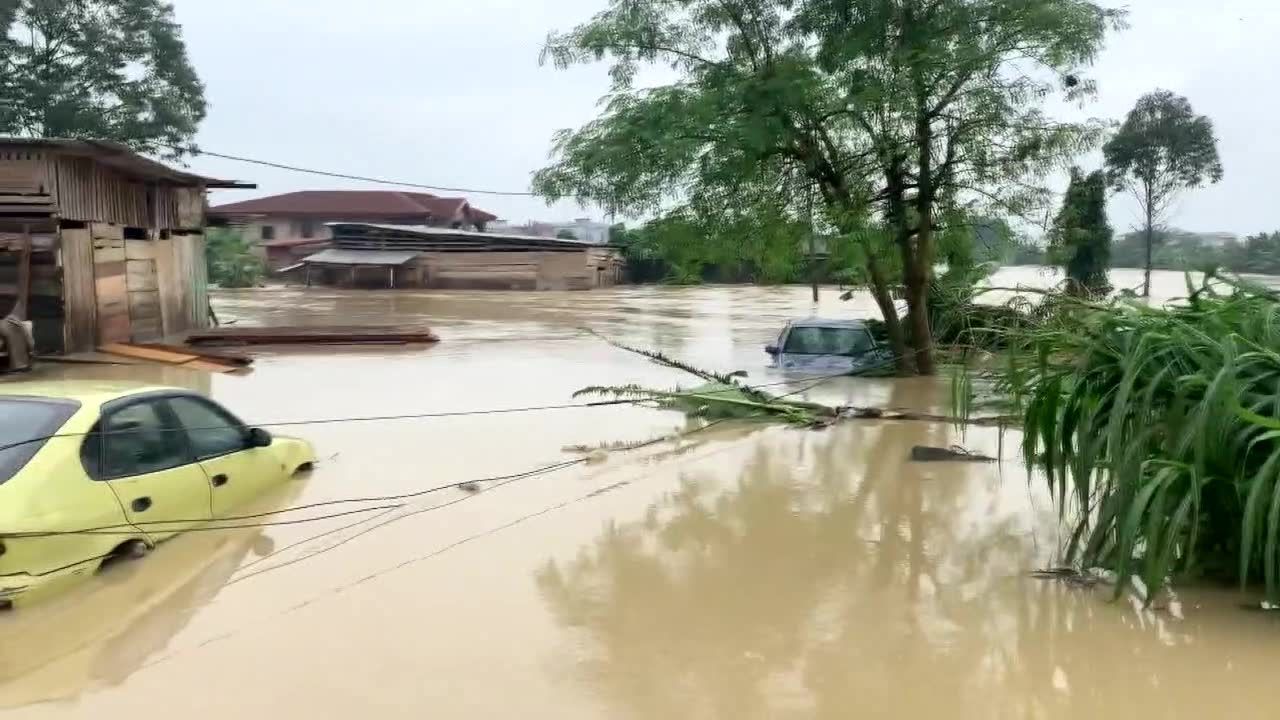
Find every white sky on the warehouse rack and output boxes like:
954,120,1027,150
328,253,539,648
172,0,1279,236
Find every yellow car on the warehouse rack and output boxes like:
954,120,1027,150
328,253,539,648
0,381,315,609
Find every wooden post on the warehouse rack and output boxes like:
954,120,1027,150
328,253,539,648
11,224,31,321
807,181,818,304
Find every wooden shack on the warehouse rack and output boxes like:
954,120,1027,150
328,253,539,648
294,223,624,290
0,139,252,354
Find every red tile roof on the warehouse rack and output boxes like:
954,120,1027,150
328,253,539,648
209,190,496,224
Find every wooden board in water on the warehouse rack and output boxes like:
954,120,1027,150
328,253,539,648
184,325,440,346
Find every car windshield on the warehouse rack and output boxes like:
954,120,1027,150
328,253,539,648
0,398,79,485
782,326,875,356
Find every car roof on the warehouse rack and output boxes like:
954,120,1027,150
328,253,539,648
0,380,185,407
786,318,871,329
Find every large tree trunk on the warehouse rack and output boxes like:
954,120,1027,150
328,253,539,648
1142,186,1154,298
825,186,914,374
905,111,938,376
864,253,914,375
902,255,935,375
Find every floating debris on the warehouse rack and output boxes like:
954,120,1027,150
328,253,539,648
1029,567,1107,589
186,325,439,346
909,445,996,463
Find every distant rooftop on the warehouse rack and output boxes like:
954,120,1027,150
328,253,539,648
209,190,496,224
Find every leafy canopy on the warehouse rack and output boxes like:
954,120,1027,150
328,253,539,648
535,0,1123,374
0,0,206,158
1103,90,1223,217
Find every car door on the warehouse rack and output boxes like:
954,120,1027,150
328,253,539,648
164,395,282,518
84,396,213,542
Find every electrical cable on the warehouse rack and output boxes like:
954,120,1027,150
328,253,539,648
0,362,891,543
173,144,539,197
224,418,734,586
0,372,856,455
222,370,858,580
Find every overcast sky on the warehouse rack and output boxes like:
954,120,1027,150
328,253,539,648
171,0,1279,236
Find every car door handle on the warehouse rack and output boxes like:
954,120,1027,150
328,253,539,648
132,497,152,513
211,474,229,488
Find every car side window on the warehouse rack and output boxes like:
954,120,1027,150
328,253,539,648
166,396,248,460
82,400,190,480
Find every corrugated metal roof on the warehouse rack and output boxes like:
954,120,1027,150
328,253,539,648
300,249,419,266
0,137,254,188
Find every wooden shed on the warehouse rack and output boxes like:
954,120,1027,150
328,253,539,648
0,139,253,354
295,223,624,291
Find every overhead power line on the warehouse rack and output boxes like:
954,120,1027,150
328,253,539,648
0,373,855,455
175,144,540,197
3,368,861,541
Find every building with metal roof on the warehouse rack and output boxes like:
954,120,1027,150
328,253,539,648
289,223,623,291
208,190,500,270
0,138,255,353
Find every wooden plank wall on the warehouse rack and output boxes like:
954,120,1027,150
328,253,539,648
586,248,624,288
0,235,64,354
0,147,54,194
150,233,207,334
125,239,162,341
175,188,205,230
91,223,130,344
153,235,181,337
55,158,150,227
59,228,97,353
418,252,540,290
536,251,592,291
49,156,189,229
186,234,209,329
171,233,207,329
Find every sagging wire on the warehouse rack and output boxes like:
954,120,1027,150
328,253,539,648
3,359,896,549
0,373,856,456
1,460,585,539
225,418,737,586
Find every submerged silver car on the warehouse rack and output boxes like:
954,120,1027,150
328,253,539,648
765,318,893,373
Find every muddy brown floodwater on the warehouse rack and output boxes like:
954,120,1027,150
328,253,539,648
2,269,1278,719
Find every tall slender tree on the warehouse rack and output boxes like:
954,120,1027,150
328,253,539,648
1049,168,1112,295
0,0,207,158
534,0,1121,375
1103,90,1222,297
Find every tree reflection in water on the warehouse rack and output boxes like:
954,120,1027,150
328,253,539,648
537,400,1276,719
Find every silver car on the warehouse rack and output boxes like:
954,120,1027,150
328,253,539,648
765,318,892,373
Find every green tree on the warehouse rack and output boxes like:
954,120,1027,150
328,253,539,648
555,229,579,240
0,0,206,158
1103,90,1223,297
1049,168,1112,295
534,0,1120,375
205,228,265,289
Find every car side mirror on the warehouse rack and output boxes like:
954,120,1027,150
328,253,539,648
246,427,273,448
765,344,780,356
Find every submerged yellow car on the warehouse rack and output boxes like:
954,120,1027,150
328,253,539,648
0,381,315,608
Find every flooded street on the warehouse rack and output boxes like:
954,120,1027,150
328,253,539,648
2,268,1278,719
